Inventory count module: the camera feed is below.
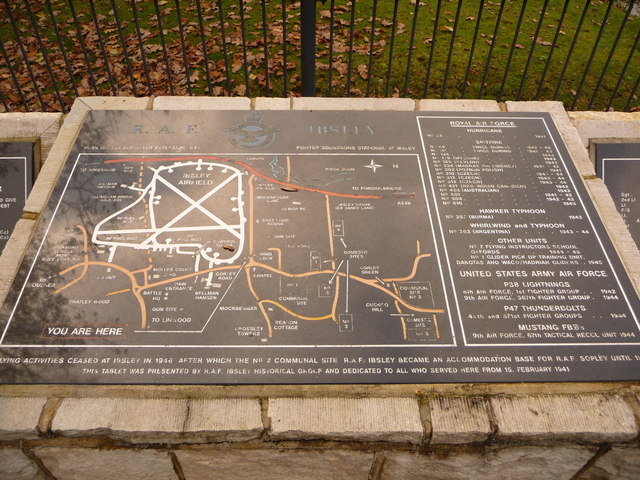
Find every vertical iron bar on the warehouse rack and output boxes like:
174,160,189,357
535,0,570,100
301,0,317,96
194,0,213,95
328,0,336,96
441,0,463,98
239,0,251,97
0,39,29,111
479,0,506,99
23,0,66,112
4,0,47,112
4,0,47,109
261,0,271,96
68,0,99,95
497,0,528,102
384,0,400,97
88,0,117,95
588,0,636,110
402,0,421,97
109,0,138,96
571,0,614,110
175,0,193,96
365,0,378,96
346,0,357,96
45,0,79,98
553,0,590,100
606,30,640,111
153,0,175,95
281,0,289,96
130,0,153,95
461,0,485,99
217,0,233,96
623,74,639,111
423,0,442,98
516,0,549,100
0,87,9,112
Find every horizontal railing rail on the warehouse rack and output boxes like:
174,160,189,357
0,0,638,112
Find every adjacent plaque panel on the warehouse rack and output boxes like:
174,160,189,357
0,142,34,252
595,141,640,248
0,111,638,384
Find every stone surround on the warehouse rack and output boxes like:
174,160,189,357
0,98,638,479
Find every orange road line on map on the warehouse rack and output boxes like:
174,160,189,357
249,175,256,255
58,259,148,329
383,254,431,282
55,225,90,294
245,264,260,302
392,283,408,340
416,240,421,255
267,248,282,270
433,314,441,339
286,156,291,183
251,261,444,314
331,276,340,324
258,302,273,338
325,195,336,269
260,299,334,321
144,265,241,290
106,288,131,296
104,156,384,200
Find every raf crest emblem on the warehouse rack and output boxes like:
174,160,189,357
223,112,279,150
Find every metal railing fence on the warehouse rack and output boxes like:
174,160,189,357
0,0,638,113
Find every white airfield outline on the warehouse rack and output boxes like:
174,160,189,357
1,152,456,349
93,160,245,267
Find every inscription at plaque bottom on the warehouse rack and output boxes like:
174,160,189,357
0,111,638,384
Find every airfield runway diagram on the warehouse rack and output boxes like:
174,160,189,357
0,152,453,347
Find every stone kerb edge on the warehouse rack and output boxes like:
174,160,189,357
1,393,637,446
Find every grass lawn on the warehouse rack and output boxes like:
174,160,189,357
0,0,638,112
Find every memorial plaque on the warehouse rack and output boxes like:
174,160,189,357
595,141,640,248
0,142,34,252
0,111,639,384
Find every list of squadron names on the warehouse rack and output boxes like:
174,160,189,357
418,115,640,348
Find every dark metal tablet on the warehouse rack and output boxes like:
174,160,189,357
0,111,638,384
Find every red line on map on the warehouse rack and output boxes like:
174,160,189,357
104,156,383,199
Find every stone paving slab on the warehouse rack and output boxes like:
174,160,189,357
51,397,263,443
429,396,492,444
418,99,501,111
490,395,638,443
34,447,177,480
175,448,374,480
0,113,62,168
268,397,424,443
183,398,263,442
505,101,595,178
0,396,47,440
380,446,595,480
254,97,291,110
52,397,187,442
0,448,44,480
153,96,251,110
292,97,415,110
76,96,153,111
568,111,640,148
575,447,640,480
